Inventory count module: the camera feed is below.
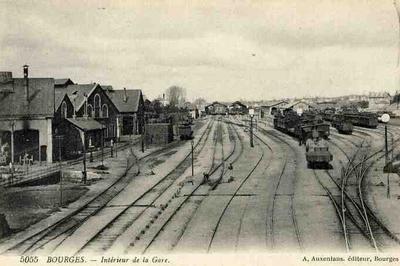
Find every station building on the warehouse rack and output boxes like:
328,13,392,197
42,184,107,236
205,102,228,115
261,100,289,115
228,101,248,115
0,66,55,164
105,87,144,138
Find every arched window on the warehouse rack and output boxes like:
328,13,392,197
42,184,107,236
87,104,93,117
61,101,68,118
94,94,101,118
102,104,108,118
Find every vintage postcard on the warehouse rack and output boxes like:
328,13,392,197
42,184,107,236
0,0,400,265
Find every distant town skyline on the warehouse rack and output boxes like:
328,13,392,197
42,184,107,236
1,0,400,102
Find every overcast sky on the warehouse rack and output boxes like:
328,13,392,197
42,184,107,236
1,0,400,102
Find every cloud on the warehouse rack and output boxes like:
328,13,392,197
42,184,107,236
0,0,399,101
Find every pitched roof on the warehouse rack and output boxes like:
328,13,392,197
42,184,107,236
281,100,317,110
262,100,289,107
230,101,247,108
105,89,142,113
66,118,105,131
54,78,74,87
54,90,68,110
57,84,98,110
0,78,55,118
206,101,227,108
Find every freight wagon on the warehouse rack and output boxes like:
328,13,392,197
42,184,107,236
274,109,333,168
342,112,378,128
177,123,193,140
331,114,353,134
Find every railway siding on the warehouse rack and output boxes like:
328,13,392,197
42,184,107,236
260,120,346,252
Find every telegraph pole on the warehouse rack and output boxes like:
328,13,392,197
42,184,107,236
191,139,194,176
55,134,64,207
82,133,87,184
101,129,104,167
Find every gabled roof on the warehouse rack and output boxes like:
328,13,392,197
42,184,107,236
57,83,98,110
66,118,105,132
55,90,68,110
0,78,55,118
262,100,289,108
281,100,317,110
206,101,227,108
105,89,142,113
54,78,74,87
230,101,247,108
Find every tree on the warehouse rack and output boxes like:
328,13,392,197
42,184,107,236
166,86,186,108
151,99,163,114
193,97,207,109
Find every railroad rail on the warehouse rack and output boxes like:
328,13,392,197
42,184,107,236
139,118,240,254
0,119,213,256
74,119,219,255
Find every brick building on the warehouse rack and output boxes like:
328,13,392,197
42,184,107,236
0,66,54,164
56,83,118,141
105,87,144,138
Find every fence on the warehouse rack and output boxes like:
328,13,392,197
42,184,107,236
0,164,61,187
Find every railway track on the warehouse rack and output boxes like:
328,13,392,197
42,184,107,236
230,117,303,251
314,135,400,252
0,119,214,256
206,120,270,252
67,119,218,255
160,121,243,253
134,118,240,254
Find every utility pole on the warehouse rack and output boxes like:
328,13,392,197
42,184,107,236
82,133,87,184
101,129,104,167
141,115,146,153
55,134,64,207
191,139,194,176
10,120,15,165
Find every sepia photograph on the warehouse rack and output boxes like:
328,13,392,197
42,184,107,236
0,0,400,265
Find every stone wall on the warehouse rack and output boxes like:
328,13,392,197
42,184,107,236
145,123,173,145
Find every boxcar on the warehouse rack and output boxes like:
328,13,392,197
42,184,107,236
343,112,378,128
332,114,353,134
178,124,193,140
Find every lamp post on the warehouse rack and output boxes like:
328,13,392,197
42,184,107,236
249,108,254,148
110,139,114,158
381,113,390,198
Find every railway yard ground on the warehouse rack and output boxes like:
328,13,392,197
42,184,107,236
0,116,399,256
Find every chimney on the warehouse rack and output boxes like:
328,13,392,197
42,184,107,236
23,65,29,102
123,87,127,102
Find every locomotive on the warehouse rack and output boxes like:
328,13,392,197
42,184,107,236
305,133,333,168
331,114,353,134
274,109,333,168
